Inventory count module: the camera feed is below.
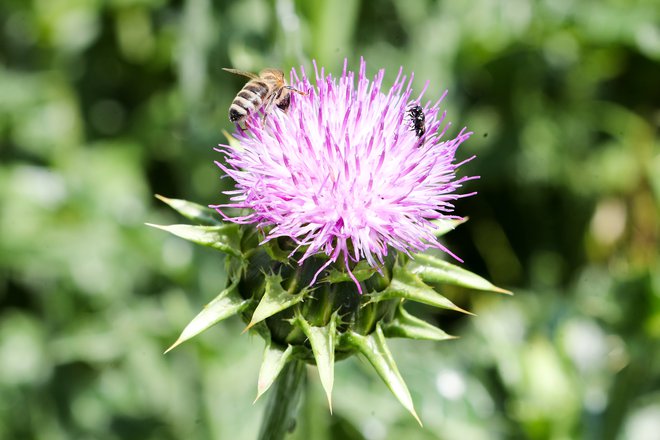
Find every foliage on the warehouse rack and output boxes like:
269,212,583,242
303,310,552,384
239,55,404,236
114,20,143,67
1,0,658,439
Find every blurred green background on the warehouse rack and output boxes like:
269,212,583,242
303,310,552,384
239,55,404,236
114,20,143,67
1,0,659,439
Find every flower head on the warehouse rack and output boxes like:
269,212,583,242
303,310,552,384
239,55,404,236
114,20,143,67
214,59,477,291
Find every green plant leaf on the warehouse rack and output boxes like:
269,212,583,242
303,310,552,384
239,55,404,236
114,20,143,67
409,253,511,294
255,343,294,403
222,129,242,148
432,217,468,237
262,238,293,263
382,302,456,341
344,325,421,425
155,194,222,225
146,223,242,258
244,273,306,331
368,265,473,315
323,260,376,283
164,281,248,353
257,360,307,440
294,312,338,412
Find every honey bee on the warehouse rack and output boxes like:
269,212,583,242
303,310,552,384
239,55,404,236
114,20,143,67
223,67,306,126
408,105,426,138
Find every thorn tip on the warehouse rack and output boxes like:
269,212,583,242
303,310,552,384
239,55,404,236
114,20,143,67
163,339,181,354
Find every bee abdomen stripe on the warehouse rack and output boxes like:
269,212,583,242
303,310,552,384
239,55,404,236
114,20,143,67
233,96,253,108
229,104,247,115
238,90,262,105
245,81,269,96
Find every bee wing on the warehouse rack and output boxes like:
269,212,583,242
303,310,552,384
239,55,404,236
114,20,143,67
222,68,259,80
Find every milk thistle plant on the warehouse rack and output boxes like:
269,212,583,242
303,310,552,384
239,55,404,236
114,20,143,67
150,58,508,438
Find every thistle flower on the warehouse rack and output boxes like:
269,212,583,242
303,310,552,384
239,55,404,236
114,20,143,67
213,59,476,292
150,59,508,436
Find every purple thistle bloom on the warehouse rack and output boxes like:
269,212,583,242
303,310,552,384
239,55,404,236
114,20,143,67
213,58,477,293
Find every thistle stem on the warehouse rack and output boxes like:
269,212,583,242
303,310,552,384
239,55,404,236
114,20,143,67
257,359,306,440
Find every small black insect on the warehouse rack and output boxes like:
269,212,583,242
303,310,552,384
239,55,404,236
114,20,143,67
408,105,425,138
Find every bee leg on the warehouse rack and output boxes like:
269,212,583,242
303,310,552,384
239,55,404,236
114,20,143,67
260,92,280,126
284,85,307,96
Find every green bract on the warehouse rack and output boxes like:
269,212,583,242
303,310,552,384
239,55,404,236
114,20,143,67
150,195,510,423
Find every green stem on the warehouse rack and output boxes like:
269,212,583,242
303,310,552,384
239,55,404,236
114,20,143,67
257,359,307,440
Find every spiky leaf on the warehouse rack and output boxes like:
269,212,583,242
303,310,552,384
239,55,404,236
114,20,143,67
245,273,307,331
344,325,421,425
368,265,473,315
382,302,456,341
294,312,338,412
155,194,222,225
409,253,511,294
164,281,248,353
147,223,242,258
255,343,294,402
